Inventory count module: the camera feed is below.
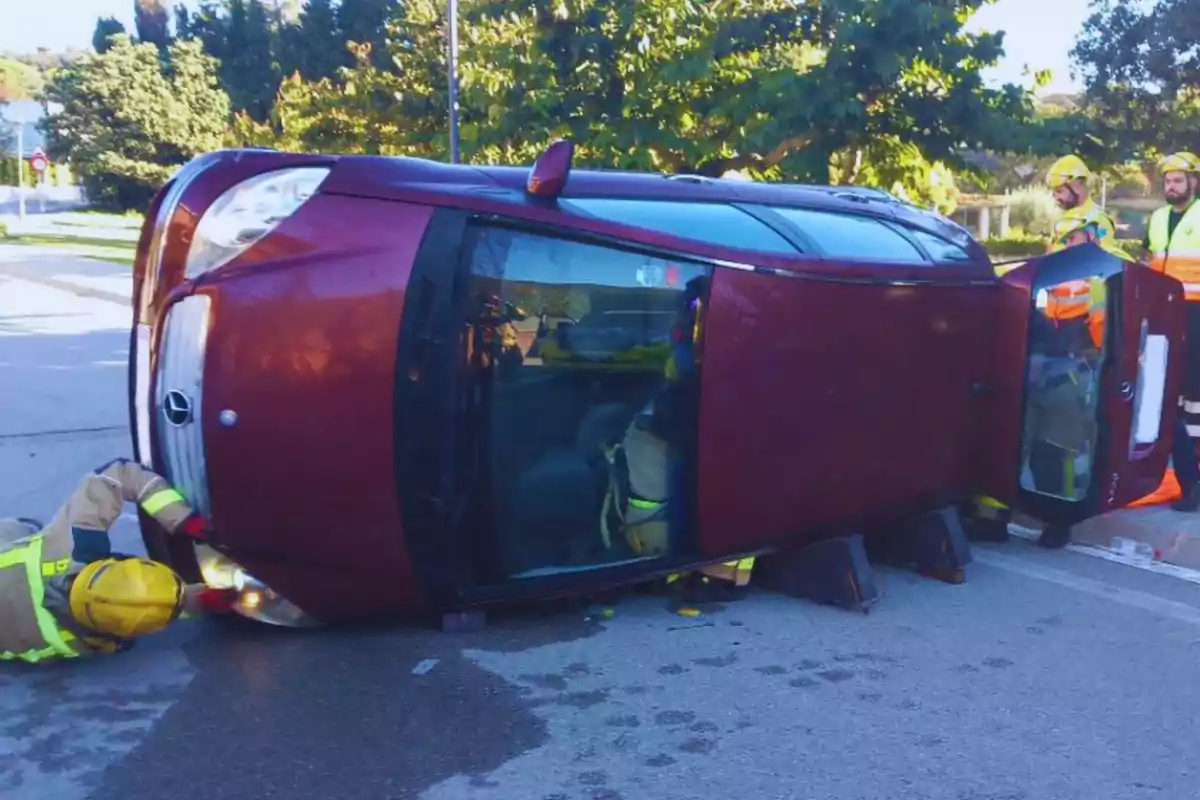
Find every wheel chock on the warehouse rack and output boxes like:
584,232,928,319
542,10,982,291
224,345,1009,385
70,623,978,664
755,533,882,613
867,506,973,584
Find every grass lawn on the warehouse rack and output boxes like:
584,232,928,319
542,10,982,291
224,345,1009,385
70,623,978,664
1,231,138,265
52,211,144,230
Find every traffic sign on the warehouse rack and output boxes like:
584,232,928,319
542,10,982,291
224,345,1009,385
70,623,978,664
29,147,48,175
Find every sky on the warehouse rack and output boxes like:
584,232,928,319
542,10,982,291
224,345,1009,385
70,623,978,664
3,0,1092,96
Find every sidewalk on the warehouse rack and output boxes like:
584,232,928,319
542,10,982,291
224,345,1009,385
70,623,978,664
1014,506,1200,573
1070,505,1200,570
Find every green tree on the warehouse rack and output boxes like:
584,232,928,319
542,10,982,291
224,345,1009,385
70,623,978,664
336,0,396,70
284,0,344,80
135,0,173,50
0,58,43,101
382,0,1036,188
92,17,129,54
1072,0,1200,161
42,35,230,210
182,0,280,119
230,43,412,153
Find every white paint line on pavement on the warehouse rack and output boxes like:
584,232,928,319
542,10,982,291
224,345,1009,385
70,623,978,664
412,658,439,676
975,548,1200,628
1008,524,1200,586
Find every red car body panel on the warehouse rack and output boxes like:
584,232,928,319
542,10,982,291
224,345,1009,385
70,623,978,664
130,148,1186,624
192,196,433,621
698,269,1003,555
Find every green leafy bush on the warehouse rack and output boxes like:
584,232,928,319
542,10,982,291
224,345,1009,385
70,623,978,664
1005,185,1060,237
985,234,1147,261
0,221,8,239
984,233,1044,259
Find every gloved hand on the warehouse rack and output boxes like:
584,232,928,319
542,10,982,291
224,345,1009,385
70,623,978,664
178,512,216,542
183,585,239,616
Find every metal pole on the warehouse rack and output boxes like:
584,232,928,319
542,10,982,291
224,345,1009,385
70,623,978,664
16,123,25,221
447,0,460,164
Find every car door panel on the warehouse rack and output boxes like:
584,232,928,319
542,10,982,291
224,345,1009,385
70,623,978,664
1004,244,1185,526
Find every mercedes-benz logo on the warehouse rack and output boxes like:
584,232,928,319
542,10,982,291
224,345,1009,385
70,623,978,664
162,390,194,427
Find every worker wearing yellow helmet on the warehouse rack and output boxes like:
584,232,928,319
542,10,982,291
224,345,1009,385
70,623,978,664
0,459,230,664
1045,155,1119,254
1144,151,1200,511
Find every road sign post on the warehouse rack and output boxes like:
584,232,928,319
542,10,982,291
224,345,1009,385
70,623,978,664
16,125,25,220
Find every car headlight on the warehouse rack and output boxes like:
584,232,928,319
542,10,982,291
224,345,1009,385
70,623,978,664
184,166,330,278
196,544,322,628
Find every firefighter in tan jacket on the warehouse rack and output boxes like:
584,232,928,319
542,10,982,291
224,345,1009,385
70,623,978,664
0,458,223,664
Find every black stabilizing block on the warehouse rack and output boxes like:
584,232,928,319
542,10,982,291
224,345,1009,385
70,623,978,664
867,506,973,584
755,533,881,613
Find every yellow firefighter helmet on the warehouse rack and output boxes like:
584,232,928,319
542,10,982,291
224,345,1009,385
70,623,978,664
69,557,186,639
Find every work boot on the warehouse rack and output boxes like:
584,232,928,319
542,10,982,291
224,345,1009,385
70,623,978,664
1172,485,1200,513
1037,524,1071,550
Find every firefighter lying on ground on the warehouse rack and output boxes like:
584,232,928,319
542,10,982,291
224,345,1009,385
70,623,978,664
599,274,755,602
0,459,230,665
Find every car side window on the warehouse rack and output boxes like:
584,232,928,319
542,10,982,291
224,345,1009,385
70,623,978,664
463,224,712,581
768,206,929,263
908,229,973,262
563,198,801,257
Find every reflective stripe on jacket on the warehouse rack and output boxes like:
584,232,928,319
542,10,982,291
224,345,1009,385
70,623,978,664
1148,202,1200,301
0,534,82,663
1044,277,1107,349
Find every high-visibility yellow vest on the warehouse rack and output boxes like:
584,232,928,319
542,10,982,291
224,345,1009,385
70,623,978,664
1148,202,1200,301
0,534,82,664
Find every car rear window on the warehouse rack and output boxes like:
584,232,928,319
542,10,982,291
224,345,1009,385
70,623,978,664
768,206,929,263
564,198,801,257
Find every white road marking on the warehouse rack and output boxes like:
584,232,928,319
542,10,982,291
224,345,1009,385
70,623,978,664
1008,523,1200,586
412,658,439,676
975,548,1200,627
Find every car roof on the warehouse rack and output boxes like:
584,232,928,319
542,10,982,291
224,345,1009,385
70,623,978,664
304,150,986,264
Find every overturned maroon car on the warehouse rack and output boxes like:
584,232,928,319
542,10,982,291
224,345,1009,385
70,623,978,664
129,141,1185,626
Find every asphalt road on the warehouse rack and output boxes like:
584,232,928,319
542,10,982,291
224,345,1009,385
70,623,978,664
3,251,1200,800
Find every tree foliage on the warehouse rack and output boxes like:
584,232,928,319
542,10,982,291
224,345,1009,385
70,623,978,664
0,58,43,102
1072,0,1200,162
57,0,1121,212
92,18,129,55
293,0,1039,209
42,36,230,209
135,0,174,51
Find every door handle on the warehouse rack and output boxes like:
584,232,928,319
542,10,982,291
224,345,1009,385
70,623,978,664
1118,379,1134,400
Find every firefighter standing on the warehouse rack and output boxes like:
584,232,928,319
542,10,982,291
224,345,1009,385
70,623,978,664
0,459,224,664
1144,151,1200,511
1045,155,1118,253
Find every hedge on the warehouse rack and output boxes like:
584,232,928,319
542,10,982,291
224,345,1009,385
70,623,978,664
984,235,1147,261
0,156,73,187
